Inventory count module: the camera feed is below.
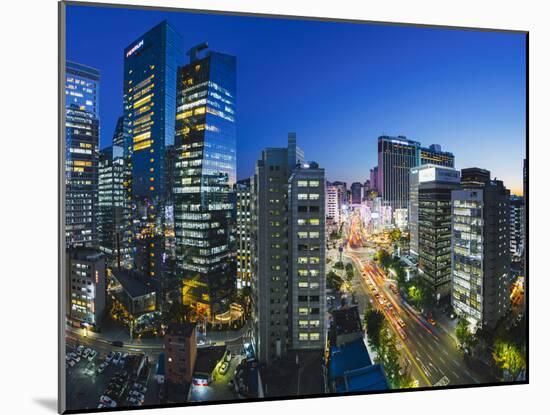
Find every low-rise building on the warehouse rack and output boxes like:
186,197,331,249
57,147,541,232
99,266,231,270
165,322,197,385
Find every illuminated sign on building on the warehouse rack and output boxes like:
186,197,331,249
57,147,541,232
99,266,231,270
419,167,460,183
126,40,144,58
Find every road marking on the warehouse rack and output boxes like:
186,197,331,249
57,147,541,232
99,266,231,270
452,370,460,379
438,356,445,364
443,349,449,356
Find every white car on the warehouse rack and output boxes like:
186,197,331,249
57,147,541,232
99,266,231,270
69,352,80,362
133,383,147,394
67,359,76,367
112,352,121,365
127,397,142,406
97,362,107,373
83,348,91,358
105,351,115,363
76,345,85,355
88,350,98,361
129,391,145,401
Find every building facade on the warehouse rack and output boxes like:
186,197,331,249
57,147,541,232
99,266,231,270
173,45,237,321
165,322,197,384
67,248,106,328
350,182,364,206
414,165,460,299
65,61,100,249
419,144,455,167
251,134,304,364
236,178,252,290
288,164,326,351
377,136,420,211
98,145,128,267
122,20,184,283
451,169,511,329
509,195,525,261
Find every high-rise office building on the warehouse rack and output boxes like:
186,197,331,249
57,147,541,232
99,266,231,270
370,167,378,193
65,61,100,249
236,178,252,290
251,134,304,364
419,144,455,167
378,136,420,210
325,182,341,224
123,20,184,282
412,165,461,299
173,44,237,321
67,248,106,328
98,145,128,268
350,182,364,205
112,116,125,147
451,168,511,329
510,195,525,261
331,181,348,208
288,163,326,351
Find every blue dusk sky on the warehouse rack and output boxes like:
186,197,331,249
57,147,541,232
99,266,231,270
66,4,526,195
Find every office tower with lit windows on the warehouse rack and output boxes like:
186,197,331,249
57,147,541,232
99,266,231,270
67,248,106,329
173,44,237,321
325,182,341,224
350,182,364,205
377,136,420,211
98,145,128,268
123,20,184,279
451,168,511,329
419,144,455,167
288,163,326,352
510,195,525,261
65,61,100,249
236,178,252,290
251,134,304,365
411,165,461,299
331,181,348,209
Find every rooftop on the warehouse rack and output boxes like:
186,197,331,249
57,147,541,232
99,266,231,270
112,270,157,298
166,322,196,338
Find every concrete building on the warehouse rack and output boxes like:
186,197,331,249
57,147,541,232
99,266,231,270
410,165,460,298
251,134,303,364
350,182,364,206
288,163,326,351
451,168,511,329
236,178,253,289
325,182,341,224
165,322,197,384
67,248,106,329
510,195,525,262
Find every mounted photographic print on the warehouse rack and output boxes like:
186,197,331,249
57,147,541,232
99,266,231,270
59,1,528,413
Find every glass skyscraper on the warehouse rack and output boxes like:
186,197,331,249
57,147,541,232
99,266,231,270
122,20,184,278
65,61,100,248
173,45,237,321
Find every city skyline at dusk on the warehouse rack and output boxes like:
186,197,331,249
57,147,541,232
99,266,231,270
66,5,526,194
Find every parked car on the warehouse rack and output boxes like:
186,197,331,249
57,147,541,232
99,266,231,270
112,352,122,365
133,383,147,394
97,362,107,373
88,350,98,361
83,348,91,359
127,397,142,406
224,351,232,363
105,351,115,363
76,345,85,355
128,391,145,401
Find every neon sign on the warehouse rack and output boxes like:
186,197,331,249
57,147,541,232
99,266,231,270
126,40,144,58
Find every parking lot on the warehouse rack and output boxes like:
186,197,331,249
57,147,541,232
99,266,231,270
65,344,162,410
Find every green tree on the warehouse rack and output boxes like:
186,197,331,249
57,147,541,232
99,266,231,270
327,271,344,291
389,228,402,243
493,340,526,379
365,308,385,351
334,261,344,270
455,317,474,350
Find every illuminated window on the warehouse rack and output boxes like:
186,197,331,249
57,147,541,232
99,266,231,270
309,218,320,225
297,181,308,187
299,333,309,341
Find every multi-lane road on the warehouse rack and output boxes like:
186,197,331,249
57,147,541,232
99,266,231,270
340,212,488,388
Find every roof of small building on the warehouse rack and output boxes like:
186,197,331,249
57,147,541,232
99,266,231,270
194,346,227,375
112,270,156,298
